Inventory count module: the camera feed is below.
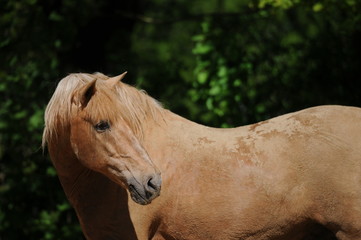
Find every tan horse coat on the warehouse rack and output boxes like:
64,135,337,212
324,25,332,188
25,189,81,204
43,73,361,240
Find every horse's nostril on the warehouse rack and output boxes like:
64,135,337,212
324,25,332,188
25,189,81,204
147,177,157,191
146,175,161,193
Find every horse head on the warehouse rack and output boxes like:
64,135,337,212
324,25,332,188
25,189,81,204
69,73,161,205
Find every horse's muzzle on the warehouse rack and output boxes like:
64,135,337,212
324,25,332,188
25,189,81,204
128,173,162,205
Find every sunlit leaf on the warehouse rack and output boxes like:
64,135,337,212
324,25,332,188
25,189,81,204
313,3,323,12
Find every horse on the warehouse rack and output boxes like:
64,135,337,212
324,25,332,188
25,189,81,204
43,72,361,240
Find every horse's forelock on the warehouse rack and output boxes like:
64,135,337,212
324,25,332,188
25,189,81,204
103,81,164,140
42,74,94,148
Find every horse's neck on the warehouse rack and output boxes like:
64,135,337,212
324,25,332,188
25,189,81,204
49,132,137,239
48,132,85,195
142,110,214,170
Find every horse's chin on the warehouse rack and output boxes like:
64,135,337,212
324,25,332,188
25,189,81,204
130,192,153,205
128,184,158,205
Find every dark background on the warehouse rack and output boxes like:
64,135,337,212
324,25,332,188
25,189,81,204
1,0,361,239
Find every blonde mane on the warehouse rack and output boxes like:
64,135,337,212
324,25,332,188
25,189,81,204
42,73,164,148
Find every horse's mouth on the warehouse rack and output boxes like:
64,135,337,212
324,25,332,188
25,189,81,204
128,184,153,205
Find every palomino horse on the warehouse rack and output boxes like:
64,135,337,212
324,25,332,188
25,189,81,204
43,72,361,240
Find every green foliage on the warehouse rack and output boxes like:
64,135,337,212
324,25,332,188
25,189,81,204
1,0,361,239
190,1,361,127
0,0,95,239
258,0,300,9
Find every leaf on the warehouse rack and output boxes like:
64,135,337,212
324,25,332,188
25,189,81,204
209,85,221,96
206,98,213,110
201,21,210,33
57,202,70,212
313,3,323,12
197,71,208,84
217,66,228,78
46,167,57,177
281,32,303,46
14,110,27,119
49,12,63,22
233,79,242,87
28,109,44,130
256,104,266,113
214,108,224,116
192,34,205,42
192,42,213,55
346,0,356,6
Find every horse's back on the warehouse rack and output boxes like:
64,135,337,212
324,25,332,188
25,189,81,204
277,105,361,239
147,105,361,240
229,105,361,239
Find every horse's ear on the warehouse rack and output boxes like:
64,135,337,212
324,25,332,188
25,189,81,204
107,71,127,87
72,79,97,108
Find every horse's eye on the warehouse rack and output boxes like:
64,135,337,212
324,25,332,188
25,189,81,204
94,121,110,132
